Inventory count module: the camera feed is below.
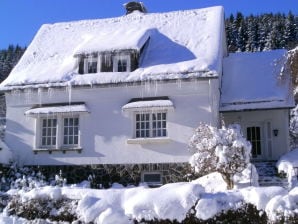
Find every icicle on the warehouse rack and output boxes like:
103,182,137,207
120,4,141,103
38,88,43,105
154,80,158,96
66,83,72,105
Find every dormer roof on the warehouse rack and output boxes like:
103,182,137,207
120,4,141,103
74,28,151,56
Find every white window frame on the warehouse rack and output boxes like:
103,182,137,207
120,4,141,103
35,114,81,151
127,110,170,144
135,111,167,138
40,117,57,149
112,54,131,72
84,55,99,74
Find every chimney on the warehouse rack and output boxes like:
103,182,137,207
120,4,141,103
124,2,147,15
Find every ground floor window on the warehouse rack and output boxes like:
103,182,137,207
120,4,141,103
41,118,57,147
247,126,261,158
39,115,80,149
135,112,167,138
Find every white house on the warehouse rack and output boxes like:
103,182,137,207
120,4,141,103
0,4,294,185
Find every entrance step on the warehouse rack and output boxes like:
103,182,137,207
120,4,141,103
253,161,288,188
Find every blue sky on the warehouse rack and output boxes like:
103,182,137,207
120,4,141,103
0,0,297,49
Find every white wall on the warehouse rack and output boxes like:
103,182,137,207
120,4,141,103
5,79,220,166
222,109,290,160
0,140,12,164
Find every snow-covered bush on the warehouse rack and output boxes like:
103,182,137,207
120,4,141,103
289,105,298,149
6,195,78,222
189,123,251,189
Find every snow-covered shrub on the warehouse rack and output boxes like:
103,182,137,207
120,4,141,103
0,163,47,191
6,195,78,222
134,203,267,224
51,170,67,187
0,193,9,212
289,105,298,148
189,123,251,189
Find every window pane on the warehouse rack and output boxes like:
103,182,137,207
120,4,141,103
144,174,161,183
74,118,79,126
74,136,78,144
145,114,149,120
153,114,156,120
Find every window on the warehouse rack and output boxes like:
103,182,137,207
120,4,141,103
113,54,130,72
38,116,80,150
117,59,128,72
63,117,79,146
41,118,57,147
247,126,261,158
142,172,162,186
135,112,167,138
84,57,98,73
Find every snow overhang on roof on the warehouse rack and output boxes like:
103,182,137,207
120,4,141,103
74,28,152,56
25,103,89,116
0,6,225,90
122,97,174,112
220,49,295,112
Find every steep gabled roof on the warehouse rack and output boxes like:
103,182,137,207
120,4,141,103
220,49,295,112
0,6,226,90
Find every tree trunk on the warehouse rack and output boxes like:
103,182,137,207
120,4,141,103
221,173,234,190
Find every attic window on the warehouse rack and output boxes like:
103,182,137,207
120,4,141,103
84,56,98,74
113,54,131,72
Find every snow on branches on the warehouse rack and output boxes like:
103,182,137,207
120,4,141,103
188,123,251,189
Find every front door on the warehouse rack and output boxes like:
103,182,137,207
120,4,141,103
246,126,263,159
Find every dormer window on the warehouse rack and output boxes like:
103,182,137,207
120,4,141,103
78,52,135,74
84,56,98,74
113,54,131,72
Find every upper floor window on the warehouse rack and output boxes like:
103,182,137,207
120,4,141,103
79,53,132,74
113,55,131,72
84,56,98,74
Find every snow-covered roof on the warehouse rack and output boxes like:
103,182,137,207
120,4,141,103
0,6,226,91
122,99,174,112
74,28,151,55
220,50,294,112
25,104,89,116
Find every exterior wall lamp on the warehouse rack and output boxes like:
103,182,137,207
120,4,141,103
273,129,279,137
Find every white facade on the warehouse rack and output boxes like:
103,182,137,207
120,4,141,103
5,79,220,165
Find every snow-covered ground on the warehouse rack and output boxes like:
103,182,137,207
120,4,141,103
1,168,298,224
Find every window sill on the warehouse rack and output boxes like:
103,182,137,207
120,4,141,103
33,148,82,154
127,137,171,144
